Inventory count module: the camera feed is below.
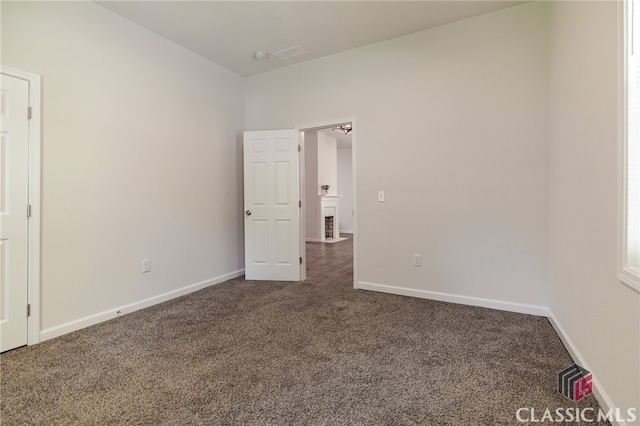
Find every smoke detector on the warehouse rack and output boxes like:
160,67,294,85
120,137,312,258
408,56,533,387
254,50,268,60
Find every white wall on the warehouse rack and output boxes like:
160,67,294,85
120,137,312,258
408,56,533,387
317,132,338,196
548,1,640,415
337,148,353,233
246,2,550,310
1,2,245,336
305,130,340,240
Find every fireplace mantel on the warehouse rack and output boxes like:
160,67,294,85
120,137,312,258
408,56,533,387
319,196,340,242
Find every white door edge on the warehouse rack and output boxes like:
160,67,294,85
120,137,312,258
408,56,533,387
1,65,41,346
296,117,358,288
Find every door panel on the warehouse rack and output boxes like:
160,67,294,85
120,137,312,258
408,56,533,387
251,162,267,205
275,219,292,264
275,161,291,205
0,74,29,352
244,130,300,281
253,220,269,264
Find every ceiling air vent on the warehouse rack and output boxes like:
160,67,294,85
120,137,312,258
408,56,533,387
272,45,306,60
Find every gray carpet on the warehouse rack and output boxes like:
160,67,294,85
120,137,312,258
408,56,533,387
1,278,608,425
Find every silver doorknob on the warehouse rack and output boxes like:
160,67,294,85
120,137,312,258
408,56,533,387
245,210,252,216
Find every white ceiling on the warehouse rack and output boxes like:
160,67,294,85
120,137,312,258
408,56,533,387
318,128,352,150
97,1,527,77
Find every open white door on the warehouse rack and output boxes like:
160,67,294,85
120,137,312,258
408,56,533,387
0,73,29,352
244,130,301,281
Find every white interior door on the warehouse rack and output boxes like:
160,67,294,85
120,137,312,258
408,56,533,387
244,130,301,281
0,74,29,352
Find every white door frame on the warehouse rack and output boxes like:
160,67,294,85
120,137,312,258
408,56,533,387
296,117,358,287
1,65,41,346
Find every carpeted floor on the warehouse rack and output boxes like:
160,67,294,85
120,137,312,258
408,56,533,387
1,278,608,425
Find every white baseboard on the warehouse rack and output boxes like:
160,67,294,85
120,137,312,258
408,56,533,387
39,269,244,342
355,281,627,426
547,311,628,426
37,272,626,425
306,238,320,242
356,281,548,317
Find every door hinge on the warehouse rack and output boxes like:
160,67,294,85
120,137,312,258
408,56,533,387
299,200,302,208
27,107,32,120
297,145,301,152
299,257,303,265
27,304,31,317
27,204,32,218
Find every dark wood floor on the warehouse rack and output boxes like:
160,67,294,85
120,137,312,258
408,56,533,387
305,234,353,287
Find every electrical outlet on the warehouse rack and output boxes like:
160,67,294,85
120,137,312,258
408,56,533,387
413,254,422,267
378,191,385,202
142,258,151,273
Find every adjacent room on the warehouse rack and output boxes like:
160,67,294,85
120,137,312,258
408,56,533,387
1,1,638,424
303,125,354,287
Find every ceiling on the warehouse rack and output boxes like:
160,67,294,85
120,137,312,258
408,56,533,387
97,1,527,77
318,128,352,150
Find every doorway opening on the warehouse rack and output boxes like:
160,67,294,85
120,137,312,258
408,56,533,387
298,120,356,288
